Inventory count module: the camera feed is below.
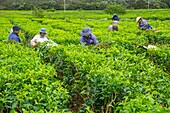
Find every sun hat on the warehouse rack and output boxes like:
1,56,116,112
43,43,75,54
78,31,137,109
13,25,21,31
80,27,92,36
40,28,47,34
136,17,142,23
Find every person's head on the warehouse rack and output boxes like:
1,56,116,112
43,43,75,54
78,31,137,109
114,13,117,16
39,28,47,37
136,17,142,23
13,25,21,34
80,27,92,38
138,18,142,23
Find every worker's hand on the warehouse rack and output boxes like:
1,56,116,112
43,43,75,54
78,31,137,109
33,43,37,47
90,40,94,44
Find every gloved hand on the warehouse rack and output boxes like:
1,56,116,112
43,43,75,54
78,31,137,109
90,40,94,44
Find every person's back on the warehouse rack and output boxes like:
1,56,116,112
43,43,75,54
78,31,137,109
139,19,148,29
112,14,119,21
108,21,119,31
108,25,118,31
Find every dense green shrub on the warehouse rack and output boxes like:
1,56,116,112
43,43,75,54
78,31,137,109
34,43,170,113
0,10,170,113
0,43,70,112
32,6,44,18
47,8,56,12
152,1,169,9
105,4,126,14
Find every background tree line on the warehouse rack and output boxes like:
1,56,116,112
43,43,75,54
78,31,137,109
0,0,169,10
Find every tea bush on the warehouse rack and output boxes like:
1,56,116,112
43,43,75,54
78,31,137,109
105,4,126,14
0,10,169,113
0,43,70,112
32,6,44,18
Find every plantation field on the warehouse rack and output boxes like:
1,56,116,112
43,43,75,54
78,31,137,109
0,9,170,113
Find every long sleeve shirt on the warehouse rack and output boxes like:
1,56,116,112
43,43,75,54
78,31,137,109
8,32,21,42
30,34,48,46
139,19,149,30
80,34,99,46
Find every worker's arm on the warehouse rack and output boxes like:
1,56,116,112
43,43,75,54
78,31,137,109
80,37,86,46
30,36,37,47
91,34,99,45
15,37,21,42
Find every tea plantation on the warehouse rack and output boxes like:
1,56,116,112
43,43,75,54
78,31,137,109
0,9,170,113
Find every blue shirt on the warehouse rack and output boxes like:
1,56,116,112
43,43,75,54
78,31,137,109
80,34,99,46
8,32,21,42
